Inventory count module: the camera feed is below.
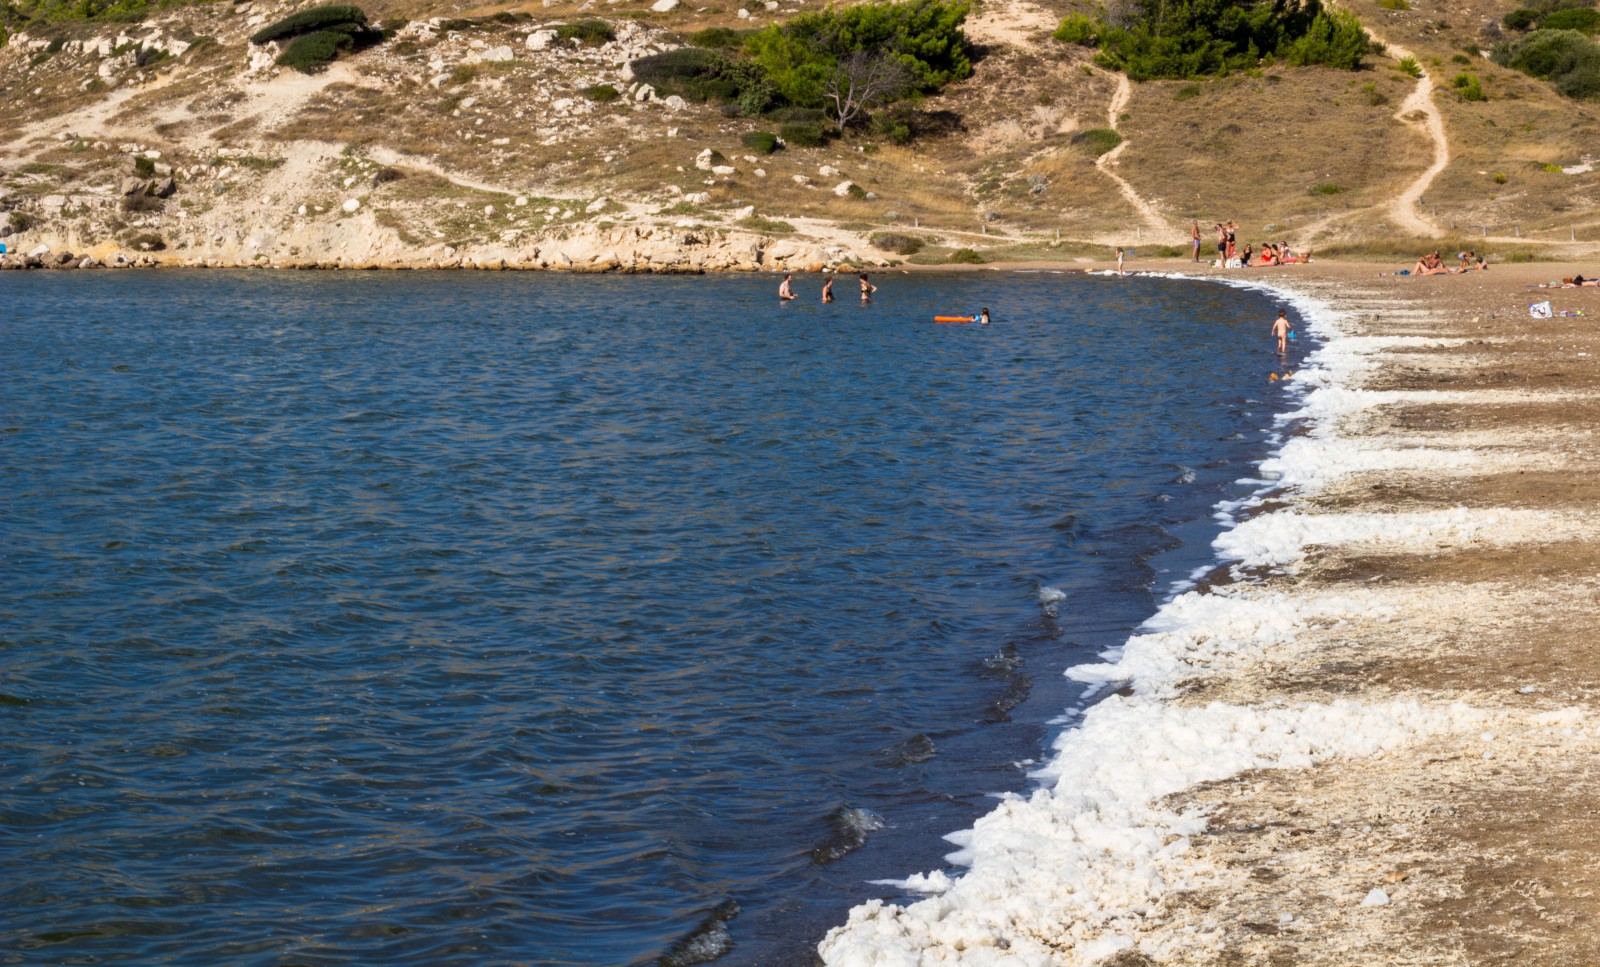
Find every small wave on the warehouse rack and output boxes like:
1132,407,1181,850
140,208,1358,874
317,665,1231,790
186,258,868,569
659,899,739,967
811,807,886,864
1172,466,1196,485
1037,586,1067,606
880,734,937,767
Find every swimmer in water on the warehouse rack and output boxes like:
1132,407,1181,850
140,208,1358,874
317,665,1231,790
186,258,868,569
779,274,796,301
821,275,834,303
978,307,991,325
859,273,877,303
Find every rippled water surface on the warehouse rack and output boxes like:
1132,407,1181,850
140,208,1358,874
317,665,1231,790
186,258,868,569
1,270,1293,965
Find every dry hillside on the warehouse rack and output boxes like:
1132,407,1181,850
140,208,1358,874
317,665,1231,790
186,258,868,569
0,0,1597,269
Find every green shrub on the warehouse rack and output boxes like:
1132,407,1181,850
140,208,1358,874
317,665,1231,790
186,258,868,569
768,105,828,123
250,5,367,44
583,83,620,101
1542,8,1600,33
134,45,167,67
556,19,616,46
1362,81,1389,104
1377,0,1409,8
371,165,403,185
1173,82,1201,100
1451,52,1472,63
1504,250,1537,263
628,47,770,106
741,129,780,153
1493,28,1600,99
449,63,478,84
9,211,33,232
780,122,827,147
947,247,986,264
1309,182,1342,195
45,35,64,53
276,29,353,72
872,108,914,144
1504,8,1540,30
1052,14,1099,45
1398,55,1422,76
133,155,155,177
845,183,868,199
1094,0,1373,80
1071,127,1122,154
872,232,924,254
1492,171,1509,183
688,26,748,47
1454,73,1486,99
738,215,795,233
746,0,973,108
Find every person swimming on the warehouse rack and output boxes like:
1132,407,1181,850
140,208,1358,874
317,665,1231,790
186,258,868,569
779,274,797,301
859,273,877,303
821,275,834,303
978,307,991,325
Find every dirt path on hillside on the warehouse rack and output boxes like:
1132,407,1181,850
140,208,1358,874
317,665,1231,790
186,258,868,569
1095,72,1180,244
1379,38,1450,238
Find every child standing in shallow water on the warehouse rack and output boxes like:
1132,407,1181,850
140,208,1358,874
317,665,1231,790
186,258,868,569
1271,309,1292,355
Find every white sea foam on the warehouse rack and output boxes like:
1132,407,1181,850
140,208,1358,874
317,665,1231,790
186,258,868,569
816,272,1571,965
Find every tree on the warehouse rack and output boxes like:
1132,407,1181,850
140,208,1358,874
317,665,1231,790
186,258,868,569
823,49,914,134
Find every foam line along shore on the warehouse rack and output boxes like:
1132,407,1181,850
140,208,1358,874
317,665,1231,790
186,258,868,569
817,262,1600,964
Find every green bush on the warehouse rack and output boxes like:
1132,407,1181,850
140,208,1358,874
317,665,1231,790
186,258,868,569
780,122,827,146
1173,82,1201,100
746,0,972,108
1398,55,1422,76
1493,28,1600,99
741,129,780,152
1377,0,1409,8
583,83,620,101
277,29,353,72
1071,127,1122,154
250,5,367,44
1454,72,1487,100
1542,8,1600,33
872,232,924,254
688,26,748,47
1309,182,1342,195
872,107,914,143
1504,8,1540,30
133,155,155,177
1451,52,1472,63
738,215,795,233
628,47,770,106
9,211,33,231
556,19,616,45
947,247,986,264
45,34,64,53
1093,0,1373,80
1052,14,1099,45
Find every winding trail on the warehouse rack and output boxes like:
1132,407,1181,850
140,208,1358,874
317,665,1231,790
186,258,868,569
1094,72,1180,243
1375,37,1450,238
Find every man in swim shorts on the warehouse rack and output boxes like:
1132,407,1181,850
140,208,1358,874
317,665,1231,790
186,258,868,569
1192,220,1202,262
1271,309,1292,355
779,274,796,301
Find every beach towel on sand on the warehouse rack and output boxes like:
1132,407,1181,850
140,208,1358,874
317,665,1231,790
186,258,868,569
1530,301,1554,319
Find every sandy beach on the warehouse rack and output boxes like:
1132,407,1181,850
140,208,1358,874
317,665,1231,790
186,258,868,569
820,260,1600,965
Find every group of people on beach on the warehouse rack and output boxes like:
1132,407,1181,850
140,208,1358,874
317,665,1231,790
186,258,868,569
1411,250,1488,276
1193,220,1310,268
780,272,876,304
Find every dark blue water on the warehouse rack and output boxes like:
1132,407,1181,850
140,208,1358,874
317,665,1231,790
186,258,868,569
0,270,1294,966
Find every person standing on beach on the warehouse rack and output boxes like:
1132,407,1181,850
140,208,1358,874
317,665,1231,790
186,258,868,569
821,276,834,303
859,273,877,303
1271,309,1292,355
1215,223,1227,264
1116,247,1125,277
779,274,797,301
1191,220,1202,262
